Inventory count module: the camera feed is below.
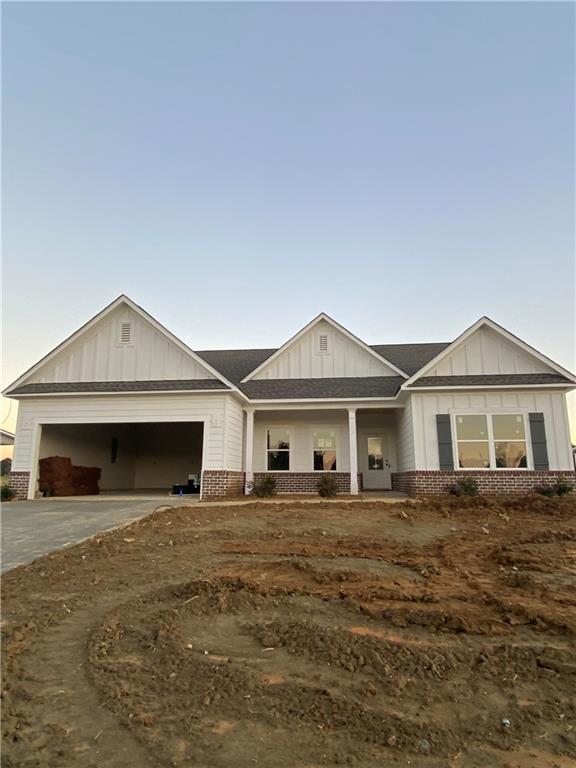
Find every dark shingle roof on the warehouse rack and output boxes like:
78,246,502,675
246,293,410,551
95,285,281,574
196,342,449,383
369,343,450,376
239,377,403,400
196,348,276,384
409,374,572,388
10,380,229,395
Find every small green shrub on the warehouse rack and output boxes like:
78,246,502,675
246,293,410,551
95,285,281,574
249,475,277,497
317,473,338,498
446,478,479,497
1,485,16,501
554,477,573,496
534,478,573,497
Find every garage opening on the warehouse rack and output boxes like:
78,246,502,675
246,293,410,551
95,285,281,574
38,422,203,495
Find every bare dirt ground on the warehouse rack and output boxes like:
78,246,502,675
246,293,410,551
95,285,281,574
2,495,576,768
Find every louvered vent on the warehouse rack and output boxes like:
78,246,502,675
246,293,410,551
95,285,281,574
119,322,132,344
318,334,329,354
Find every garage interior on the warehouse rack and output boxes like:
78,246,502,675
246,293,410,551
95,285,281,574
38,422,204,494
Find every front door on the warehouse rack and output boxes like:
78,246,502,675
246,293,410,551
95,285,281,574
361,433,392,490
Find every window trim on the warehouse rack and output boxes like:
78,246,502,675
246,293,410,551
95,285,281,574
312,427,338,472
451,412,532,471
265,426,291,472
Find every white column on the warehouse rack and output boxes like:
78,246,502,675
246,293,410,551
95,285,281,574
244,408,255,494
348,408,359,495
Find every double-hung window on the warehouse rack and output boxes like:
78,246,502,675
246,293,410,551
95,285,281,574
267,428,290,471
455,414,528,469
313,429,337,471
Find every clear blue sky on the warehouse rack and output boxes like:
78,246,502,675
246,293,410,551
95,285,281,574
2,2,575,434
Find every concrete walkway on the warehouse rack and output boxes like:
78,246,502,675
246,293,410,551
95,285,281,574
0,498,192,573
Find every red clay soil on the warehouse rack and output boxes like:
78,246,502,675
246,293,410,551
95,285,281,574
2,495,576,768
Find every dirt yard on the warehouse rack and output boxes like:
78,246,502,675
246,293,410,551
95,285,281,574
2,495,576,768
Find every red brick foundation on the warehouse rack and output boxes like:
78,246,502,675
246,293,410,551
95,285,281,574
391,470,576,496
251,472,363,495
201,470,245,499
9,471,31,500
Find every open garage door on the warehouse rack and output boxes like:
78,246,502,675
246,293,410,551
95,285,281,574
38,422,204,496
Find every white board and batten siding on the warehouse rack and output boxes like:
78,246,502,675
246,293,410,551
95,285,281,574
411,391,573,471
28,306,217,383
252,320,398,380
12,393,245,475
425,326,553,377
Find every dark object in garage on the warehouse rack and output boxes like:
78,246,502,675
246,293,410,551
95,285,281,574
171,477,201,496
39,456,101,496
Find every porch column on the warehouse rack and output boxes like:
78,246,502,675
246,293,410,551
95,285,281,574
348,408,359,495
244,408,255,494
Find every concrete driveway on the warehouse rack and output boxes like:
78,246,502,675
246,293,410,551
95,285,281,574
1,497,189,573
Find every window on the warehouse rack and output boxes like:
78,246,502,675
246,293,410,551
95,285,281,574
455,415,490,468
455,414,528,470
267,428,290,471
367,437,384,470
313,429,337,471
493,414,527,468
119,322,132,344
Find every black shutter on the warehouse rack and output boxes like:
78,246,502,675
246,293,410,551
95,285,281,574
436,414,454,470
529,413,549,470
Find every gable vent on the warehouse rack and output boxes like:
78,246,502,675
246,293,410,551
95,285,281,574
317,333,329,354
119,322,132,344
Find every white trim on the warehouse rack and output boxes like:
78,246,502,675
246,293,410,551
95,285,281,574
245,396,401,404
348,408,359,494
407,384,574,391
240,312,408,382
2,294,242,396
401,316,576,389
8,389,234,398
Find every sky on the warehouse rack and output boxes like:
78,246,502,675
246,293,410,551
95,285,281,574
2,1,575,436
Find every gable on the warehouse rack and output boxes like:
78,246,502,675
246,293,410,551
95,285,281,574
251,319,401,380
23,303,219,386
420,325,559,378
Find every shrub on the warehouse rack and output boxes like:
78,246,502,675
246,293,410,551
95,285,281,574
446,478,479,497
317,473,338,498
534,478,573,497
1,484,16,501
554,477,573,496
249,475,277,497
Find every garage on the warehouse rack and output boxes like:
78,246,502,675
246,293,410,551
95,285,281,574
37,421,204,495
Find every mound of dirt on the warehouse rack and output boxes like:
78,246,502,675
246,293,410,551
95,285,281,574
2,496,576,767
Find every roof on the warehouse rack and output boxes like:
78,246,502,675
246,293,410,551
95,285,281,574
196,349,276,385
196,342,449,385
0,429,15,445
9,380,230,395
409,373,574,388
369,343,450,377
238,377,403,400
239,313,409,382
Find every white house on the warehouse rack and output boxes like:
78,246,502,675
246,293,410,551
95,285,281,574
4,295,575,500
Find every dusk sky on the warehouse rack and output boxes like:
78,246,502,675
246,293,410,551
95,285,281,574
2,2,575,435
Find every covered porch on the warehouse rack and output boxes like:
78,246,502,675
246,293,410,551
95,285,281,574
244,405,404,495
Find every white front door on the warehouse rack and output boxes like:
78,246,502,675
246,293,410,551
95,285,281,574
360,432,392,490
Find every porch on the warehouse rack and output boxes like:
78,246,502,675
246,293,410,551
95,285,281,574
244,406,405,495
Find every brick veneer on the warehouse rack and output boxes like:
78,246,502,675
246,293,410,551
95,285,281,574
201,470,245,499
9,471,30,500
391,470,576,496
251,472,363,495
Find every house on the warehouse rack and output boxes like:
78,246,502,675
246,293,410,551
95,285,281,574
4,295,575,500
